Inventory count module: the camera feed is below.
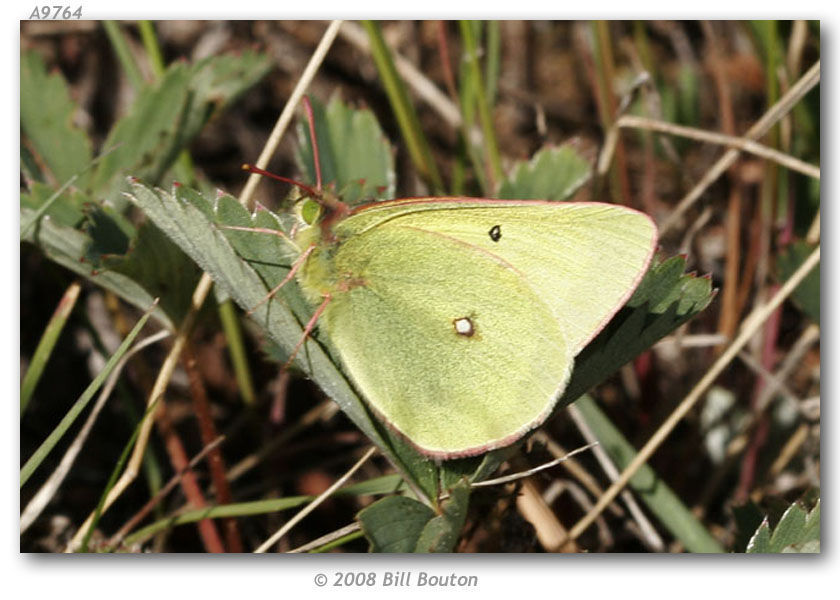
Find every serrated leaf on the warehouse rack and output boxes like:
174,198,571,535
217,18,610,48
126,182,439,501
296,96,395,206
782,539,820,553
22,51,270,329
496,145,591,201
20,51,93,188
414,480,471,553
777,241,819,324
357,495,436,553
747,519,772,553
746,499,820,553
100,220,203,325
560,255,714,407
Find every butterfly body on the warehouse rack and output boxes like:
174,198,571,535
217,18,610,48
294,197,657,459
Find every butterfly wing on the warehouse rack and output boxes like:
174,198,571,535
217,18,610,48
320,218,571,457
315,198,657,457
335,199,658,354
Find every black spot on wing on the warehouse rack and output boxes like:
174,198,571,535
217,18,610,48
488,224,502,242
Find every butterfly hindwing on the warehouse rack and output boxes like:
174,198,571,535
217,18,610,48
322,218,572,457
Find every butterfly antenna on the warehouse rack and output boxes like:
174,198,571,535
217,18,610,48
241,164,320,200
302,95,323,192
245,244,316,317
282,293,332,372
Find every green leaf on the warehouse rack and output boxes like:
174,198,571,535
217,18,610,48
357,479,471,553
339,474,407,497
747,519,773,553
20,282,81,415
496,145,592,201
746,499,820,553
296,97,396,206
574,395,725,553
21,50,271,330
20,181,88,234
122,495,315,549
21,201,174,329
126,182,438,502
357,496,437,552
777,241,820,324
361,20,444,193
90,51,270,203
561,255,714,407
20,51,93,188
118,473,403,550
99,219,203,325
414,480,471,553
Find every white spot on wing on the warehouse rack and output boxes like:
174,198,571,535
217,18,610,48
453,317,474,337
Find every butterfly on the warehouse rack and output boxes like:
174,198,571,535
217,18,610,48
287,192,657,459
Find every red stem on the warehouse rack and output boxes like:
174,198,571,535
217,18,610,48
302,95,323,191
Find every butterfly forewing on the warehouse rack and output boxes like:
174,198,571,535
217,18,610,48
336,199,658,354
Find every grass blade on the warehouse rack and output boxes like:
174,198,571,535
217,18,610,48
459,20,503,186
20,300,157,487
20,282,81,415
361,20,444,193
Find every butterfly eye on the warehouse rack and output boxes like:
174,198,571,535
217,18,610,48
488,225,502,242
300,198,322,225
453,317,475,337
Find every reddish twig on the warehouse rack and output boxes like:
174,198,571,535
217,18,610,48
155,403,225,552
183,343,243,552
106,435,225,550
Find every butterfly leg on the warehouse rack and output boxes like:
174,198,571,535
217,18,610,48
246,244,316,316
282,293,332,371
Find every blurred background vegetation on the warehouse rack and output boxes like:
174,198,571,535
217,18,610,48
20,20,819,553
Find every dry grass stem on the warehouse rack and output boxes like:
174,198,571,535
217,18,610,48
254,446,377,553
107,435,226,550
532,432,625,518
239,20,343,209
567,404,665,551
66,275,214,552
472,443,598,488
288,522,362,553
340,21,463,130
660,60,819,234
516,479,576,552
616,115,820,180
